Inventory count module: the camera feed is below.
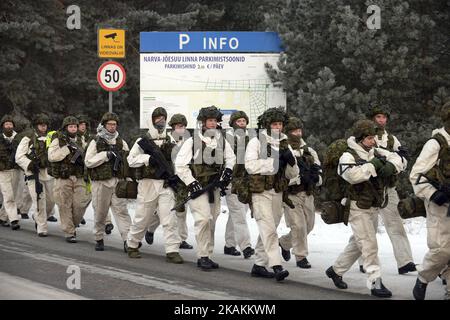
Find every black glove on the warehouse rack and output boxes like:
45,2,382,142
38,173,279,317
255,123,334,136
378,162,397,178
167,175,181,192
396,146,410,161
220,168,233,187
279,149,296,167
106,151,117,161
300,172,313,186
188,181,202,199
67,144,78,152
430,190,450,206
137,138,152,152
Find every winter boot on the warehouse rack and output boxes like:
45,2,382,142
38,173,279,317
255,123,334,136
145,231,154,245
105,223,114,235
166,252,184,264
326,266,348,289
127,247,141,258
398,262,417,274
251,264,275,278
272,265,289,281
47,216,57,222
279,242,291,261
95,239,104,251
296,258,311,269
224,246,241,256
242,247,255,259
179,241,193,249
207,258,219,269
65,236,77,243
370,278,392,298
413,278,427,300
197,257,213,271
10,220,20,231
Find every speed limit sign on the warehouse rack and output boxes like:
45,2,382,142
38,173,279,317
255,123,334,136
97,61,126,91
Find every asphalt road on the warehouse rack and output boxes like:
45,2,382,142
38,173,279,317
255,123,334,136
0,220,374,300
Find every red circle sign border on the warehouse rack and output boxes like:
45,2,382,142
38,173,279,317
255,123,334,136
97,61,126,92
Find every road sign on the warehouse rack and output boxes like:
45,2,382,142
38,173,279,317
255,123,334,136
98,28,125,58
97,61,126,92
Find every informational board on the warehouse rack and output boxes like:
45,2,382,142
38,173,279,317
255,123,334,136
139,32,286,129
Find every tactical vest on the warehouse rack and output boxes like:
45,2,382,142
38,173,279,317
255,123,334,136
88,136,127,181
190,134,224,187
345,149,387,209
288,145,316,196
48,131,84,179
26,133,49,169
248,136,290,194
232,134,249,179
0,135,16,171
134,135,174,180
427,133,450,184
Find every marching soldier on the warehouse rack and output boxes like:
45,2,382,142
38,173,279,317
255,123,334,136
15,114,55,236
76,114,92,227
224,111,254,259
126,108,183,263
245,107,299,281
84,112,132,251
279,116,321,268
357,106,416,274
48,116,89,243
0,115,21,230
325,119,407,297
175,106,236,270
144,113,193,250
14,119,33,220
410,101,450,300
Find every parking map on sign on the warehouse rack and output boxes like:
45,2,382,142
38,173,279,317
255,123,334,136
139,32,286,128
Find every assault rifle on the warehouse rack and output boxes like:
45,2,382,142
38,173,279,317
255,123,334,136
415,173,450,216
137,137,183,192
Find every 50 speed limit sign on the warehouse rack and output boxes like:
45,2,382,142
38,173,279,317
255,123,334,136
97,61,126,91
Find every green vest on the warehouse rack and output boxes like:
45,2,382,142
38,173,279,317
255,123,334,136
377,132,397,188
0,135,16,171
232,134,249,179
425,133,450,184
346,149,387,209
248,137,290,194
26,132,49,169
48,131,84,179
88,136,128,181
134,135,175,180
190,133,225,187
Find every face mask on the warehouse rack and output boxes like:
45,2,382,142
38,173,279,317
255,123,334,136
154,119,166,131
3,128,13,137
288,133,301,147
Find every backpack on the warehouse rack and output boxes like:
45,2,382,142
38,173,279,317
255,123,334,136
319,139,361,225
320,139,352,202
397,133,449,219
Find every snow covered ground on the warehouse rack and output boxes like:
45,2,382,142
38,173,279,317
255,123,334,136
65,199,446,300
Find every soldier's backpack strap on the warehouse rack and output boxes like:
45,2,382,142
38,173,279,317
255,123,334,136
432,133,449,160
387,134,395,151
